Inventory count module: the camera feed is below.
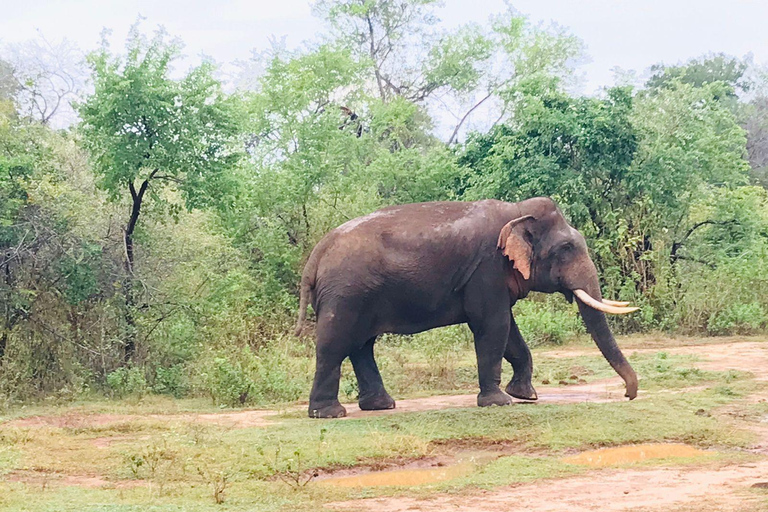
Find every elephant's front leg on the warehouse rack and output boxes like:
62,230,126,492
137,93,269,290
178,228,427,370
469,310,514,407
504,313,537,400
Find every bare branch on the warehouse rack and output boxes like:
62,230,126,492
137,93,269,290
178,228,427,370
447,92,493,145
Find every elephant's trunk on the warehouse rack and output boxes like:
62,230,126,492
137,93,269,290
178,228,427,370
574,280,638,400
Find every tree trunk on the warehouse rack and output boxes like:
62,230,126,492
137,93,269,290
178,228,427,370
122,172,155,362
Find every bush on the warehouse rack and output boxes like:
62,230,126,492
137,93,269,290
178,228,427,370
514,294,584,347
200,354,254,407
195,338,312,407
152,364,188,398
707,302,767,335
106,367,149,398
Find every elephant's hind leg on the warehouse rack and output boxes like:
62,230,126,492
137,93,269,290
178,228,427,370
504,313,537,400
350,337,395,411
308,313,350,418
309,345,347,418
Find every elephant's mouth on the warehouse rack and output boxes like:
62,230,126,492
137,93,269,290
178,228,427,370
572,289,639,315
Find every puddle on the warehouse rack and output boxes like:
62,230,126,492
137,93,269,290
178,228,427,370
563,443,709,467
319,451,494,488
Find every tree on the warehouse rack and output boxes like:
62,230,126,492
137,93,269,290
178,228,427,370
0,59,17,103
313,0,583,143
2,35,86,126
459,87,638,273
314,0,447,102
77,25,242,361
646,53,751,102
742,95,768,187
459,80,750,317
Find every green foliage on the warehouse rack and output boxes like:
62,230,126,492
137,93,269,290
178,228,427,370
514,296,585,347
78,24,242,208
152,364,188,397
646,53,751,99
1,3,768,406
106,367,149,398
707,303,767,335
199,354,254,407
460,77,752,333
195,340,311,407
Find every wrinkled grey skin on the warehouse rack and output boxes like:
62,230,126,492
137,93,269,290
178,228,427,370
295,198,638,418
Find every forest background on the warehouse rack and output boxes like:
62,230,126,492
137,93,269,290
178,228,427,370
2,0,768,407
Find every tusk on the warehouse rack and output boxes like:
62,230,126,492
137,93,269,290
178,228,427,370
602,299,631,307
573,289,639,315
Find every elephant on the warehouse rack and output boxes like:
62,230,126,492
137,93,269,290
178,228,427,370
294,197,639,418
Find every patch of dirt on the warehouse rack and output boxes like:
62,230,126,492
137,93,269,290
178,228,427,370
548,340,768,380
5,469,146,489
657,341,768,380
428,437,532,455
314,456,455,481
341,378,627,419
5,409,281,430
160,410,280,428
327,460,768,511
6,413,141,429
89,434,151,448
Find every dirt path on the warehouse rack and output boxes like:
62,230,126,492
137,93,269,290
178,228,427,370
7,339,762,429
547,340,768,380
4,378,629,429
328,460,768,511
343,377,626,418
3,338,768,509
5,409,282,429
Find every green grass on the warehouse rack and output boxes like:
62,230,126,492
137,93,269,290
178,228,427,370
0,337,764,511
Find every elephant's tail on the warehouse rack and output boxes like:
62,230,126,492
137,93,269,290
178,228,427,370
294,256,317,337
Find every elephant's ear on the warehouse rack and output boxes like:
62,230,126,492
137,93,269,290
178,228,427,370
497,215,535,280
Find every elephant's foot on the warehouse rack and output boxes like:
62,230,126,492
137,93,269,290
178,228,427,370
506,379,538,401
308,401,347,418
359,391,396,411
477,388,513,407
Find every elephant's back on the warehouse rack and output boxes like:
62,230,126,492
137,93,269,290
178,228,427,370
331,199,503,240
311,200,508,293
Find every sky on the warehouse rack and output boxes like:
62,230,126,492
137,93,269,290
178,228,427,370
2,0,768,95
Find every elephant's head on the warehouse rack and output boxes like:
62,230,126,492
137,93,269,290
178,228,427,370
498,197,639,399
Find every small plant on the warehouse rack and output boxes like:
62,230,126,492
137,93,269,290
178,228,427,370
259,442,317,489
123,440,179,490
153,364,188,397
0,427,31,445
196,463,229,504
340,370,359,400
706,302,767,335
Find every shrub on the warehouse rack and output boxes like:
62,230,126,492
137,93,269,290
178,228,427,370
200,355,254,407
106,367,148,398
152,364,188,398
514,294,585,347
194,338,312,407
706,302,767,335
